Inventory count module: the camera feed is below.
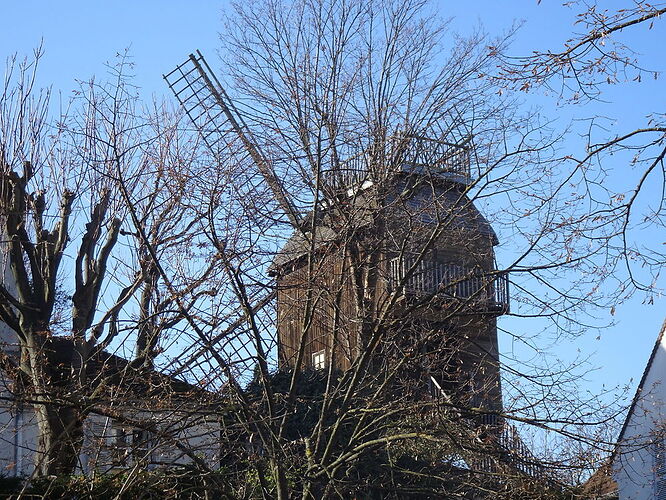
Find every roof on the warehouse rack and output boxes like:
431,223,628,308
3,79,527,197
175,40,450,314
581,462,618,499
614,318,666,451
415,187,498,242
5,336,212,403
271,181,498,272
271,225,339,271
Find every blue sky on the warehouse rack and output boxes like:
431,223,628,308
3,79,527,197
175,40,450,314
2,1,664,410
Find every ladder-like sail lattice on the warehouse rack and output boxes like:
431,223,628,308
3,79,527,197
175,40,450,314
164,51,243,160
164,52,280,382
163,51,300,228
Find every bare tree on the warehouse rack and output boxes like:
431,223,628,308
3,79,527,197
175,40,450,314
496,0,666,298
0,1,647,496
0,52,228,480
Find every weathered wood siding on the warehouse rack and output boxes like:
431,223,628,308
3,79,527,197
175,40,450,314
277,251,361,372
275,178,504,409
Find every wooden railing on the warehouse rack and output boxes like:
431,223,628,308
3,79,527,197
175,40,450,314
476,413,545,478
324,135,472,188
430,376,545,479
388,257,509,314
495,421,545,478
397,135,471,184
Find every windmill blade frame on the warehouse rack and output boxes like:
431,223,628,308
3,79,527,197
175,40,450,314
163,50,302,228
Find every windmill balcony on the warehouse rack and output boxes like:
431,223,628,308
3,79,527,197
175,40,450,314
388,257,509,315
324,135,472,189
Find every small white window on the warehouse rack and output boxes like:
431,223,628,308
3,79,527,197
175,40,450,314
312,349,326,370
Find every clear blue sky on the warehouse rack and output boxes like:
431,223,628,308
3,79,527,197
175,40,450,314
2,1,663,409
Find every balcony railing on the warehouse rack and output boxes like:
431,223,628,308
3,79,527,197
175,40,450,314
323,135,472,189
388,257,509,314
470,418,546,478
430,376,545,479
397,135,471,184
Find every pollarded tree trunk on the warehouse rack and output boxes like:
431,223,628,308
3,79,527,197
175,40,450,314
33,401,84,476
21,332,85,475
1,167,119,476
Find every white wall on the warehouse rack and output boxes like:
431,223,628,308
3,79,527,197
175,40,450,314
614,331,666,499
80,409,220,473
0,371,38,477
0,237,18,353
81,409,220,472
0,400,220,477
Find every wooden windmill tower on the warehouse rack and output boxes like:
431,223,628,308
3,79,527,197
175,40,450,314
269,135,509,412
164,52,509,413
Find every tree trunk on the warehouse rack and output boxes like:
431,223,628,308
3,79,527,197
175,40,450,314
33,402,84,476
23,333,84,476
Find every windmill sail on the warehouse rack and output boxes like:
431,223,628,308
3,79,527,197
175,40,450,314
163,50,301,228
164,52,286,382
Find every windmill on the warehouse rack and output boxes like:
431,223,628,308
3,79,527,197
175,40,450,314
164,51,548,481
164,50,507,405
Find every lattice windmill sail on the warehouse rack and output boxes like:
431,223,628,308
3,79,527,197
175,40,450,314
163,50,301,228
164,51,291,382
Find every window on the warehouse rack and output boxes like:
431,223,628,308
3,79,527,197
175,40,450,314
132,429,155,453
312,350,326,370
104,421,156,466
107,423,131,466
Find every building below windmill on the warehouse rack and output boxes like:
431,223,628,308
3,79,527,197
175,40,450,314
0,249,221,477
609,320,666,499
0,340,221,477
